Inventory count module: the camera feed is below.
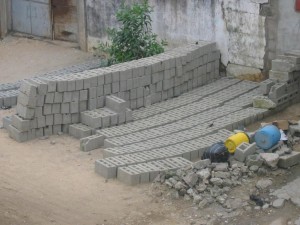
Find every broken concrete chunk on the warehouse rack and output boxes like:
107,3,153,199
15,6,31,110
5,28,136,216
260,153,279,168
256,178,273,190
253,96,276,109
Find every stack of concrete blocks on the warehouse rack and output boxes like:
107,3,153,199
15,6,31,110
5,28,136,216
255,50,300,107
6,42,221,142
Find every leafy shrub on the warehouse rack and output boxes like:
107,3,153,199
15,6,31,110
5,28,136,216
100,0,166,65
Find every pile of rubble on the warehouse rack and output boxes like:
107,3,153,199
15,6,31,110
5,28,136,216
154,120,300,212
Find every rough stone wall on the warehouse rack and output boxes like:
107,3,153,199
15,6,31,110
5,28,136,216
8,41,220,142
86,0,267,69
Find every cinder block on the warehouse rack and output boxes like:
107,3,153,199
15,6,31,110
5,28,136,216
63,92,72,102
69,123,95,139
104,84,112,95
2,116,12,130
80,134,105,152
80,90,88,101
45,93,55,104
88,98,97,110
106,95,127,113
37,116,46,128
79,101,88,112
61,103,70,114
117,167,140,185
18,92,36,108
70,102,79,113
17,103,35,119
234,142,257,162
62,114,72,124
71,113,80,123
258,79,275,95
35,128,44,138
54,114,63,125
19,80,37,97
45,115,54,126
97,96,105,108
95,159,117,179
11,115,30,132
52,104,61,114
89,87,97,99
8,125,28,142
118,112,126,125
44,126,53,136
278,151,300,168
36,95,45,107
53,125,62,134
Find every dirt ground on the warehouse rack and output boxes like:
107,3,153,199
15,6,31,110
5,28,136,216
0,35,94,83
1,36,300,225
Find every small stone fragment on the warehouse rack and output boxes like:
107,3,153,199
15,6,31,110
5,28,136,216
272,198,285,208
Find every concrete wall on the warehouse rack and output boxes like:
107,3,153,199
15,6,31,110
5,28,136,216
0,0,8,38
85,0,268,69
276,0,300,56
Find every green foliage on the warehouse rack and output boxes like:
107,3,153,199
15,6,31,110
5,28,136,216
100,0,166,65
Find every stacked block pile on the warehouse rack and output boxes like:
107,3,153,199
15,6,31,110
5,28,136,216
254,50,300,108
6,41,221,142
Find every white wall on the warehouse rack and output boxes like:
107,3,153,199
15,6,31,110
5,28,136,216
86,0,269,69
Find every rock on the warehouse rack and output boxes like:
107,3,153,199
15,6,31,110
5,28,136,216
192,159,211,170
187,188,196,197
246,154,264,167
168,190,179,200
295,216,300,225
214,163,228,171
260,153,280,168
216,195,227,205
197,168,211,181
214,171,231,179
210,178,223,186
272,198,285,208
184,194,191,201
199,199,209,209
57,131,63,135
174,181,187,191
50,140,56,145
249,165,259,172
183,172,198,187
262,204,269,210
291,197,300,207
210,186,223,198
165,180,173,188
254,206,261,210
193,195,203,204
222,179,233,187
39,136,49,140
178,189,187,196
195,184,207,193
256,179,273,190
257,168,268,176
253,96,276,109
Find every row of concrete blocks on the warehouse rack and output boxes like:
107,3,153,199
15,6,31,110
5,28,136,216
131,78,242,120
97,82,259,139
95,130,231,179
101,107,268,153
116,157,192,185
102,105,240,147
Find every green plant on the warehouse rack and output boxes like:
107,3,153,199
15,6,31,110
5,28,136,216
101,0,166,65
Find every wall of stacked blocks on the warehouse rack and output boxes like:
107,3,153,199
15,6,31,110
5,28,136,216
6,41,221,142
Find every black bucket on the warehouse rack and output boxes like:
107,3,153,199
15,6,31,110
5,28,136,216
202,142,229,163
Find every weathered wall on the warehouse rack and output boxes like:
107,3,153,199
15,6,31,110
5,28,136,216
0,0,8,38
86,0,268,69
276,0,300,56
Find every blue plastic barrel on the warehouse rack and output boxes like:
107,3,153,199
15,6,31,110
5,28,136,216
254,125,281,150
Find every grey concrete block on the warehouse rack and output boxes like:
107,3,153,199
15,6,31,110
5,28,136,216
104,84,112,95
89,87,97,99
118,112,126,125
36,95,45,107
37,116,46,128
52,104,61,114
106,95,127,113
45,115,54,126
45,93,55,104
95,159,117,179
69,123,95,139
19,80,37,97
18,92,36,108
54,114,63,125
79,101,88,112
278,151,300,168
80,134,105,152
11,114,30,132
2,116,12,130
80,90,88,101
117,167,140,185
8,125,28,142
70,102,79,113
44,126,53,136
71,113,80,123
62,114,72,124
234,142,257,162
97,96,105,108
53,125,62,135
61,103,70,114
17,103,35,119
258,79,275,95
43,104,52,115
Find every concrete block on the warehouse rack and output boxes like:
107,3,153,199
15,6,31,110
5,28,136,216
89,87,97,99
37,116,46,128
17,103,35,119
71,113,80,123
18,92,36,108
35,128,44,138
97,96,105,108
117,167,140,185
278,151,300,169
234,142,257,162
112,82,120,93
125,109,133,122
53,125,62,134
61,103,70,114
88,98,97,110
54,114,62,125
80,90,88,101
44,126,53,136
69,123,95,139
52,104,61,114
57,80,67,92
70,102,79,113
106,95,127,113
45,92,54,104
2,116,12,130
67,79,76,92
272,59,299,72
19,80,37,97
30,78,48,95
36,95,45,107
104,84,112,95
80,134,105,152
63,92,72,102
96,86,104,97
79,101,88,112
72,91,79,102
62,124,69,133
8,125,28,142
258,79,275,95
62,114,72,124
95,159,117,179
11,114,30,132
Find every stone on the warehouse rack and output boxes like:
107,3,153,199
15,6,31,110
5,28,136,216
249,165,259,172
210,178,223,186
174,181,187,191
193,195,203,204
295,216,300,225
272,198,285,208
260,153,280,168
214,171,231,179
199,199,209,209
246,154,264,167
256,179,273,190
197,168,211,181
253,96,276,109
192,159,211,170
183,172,198,187
214,163,228,172
257,168,268,176
262,204,269,210
195,184,207,193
